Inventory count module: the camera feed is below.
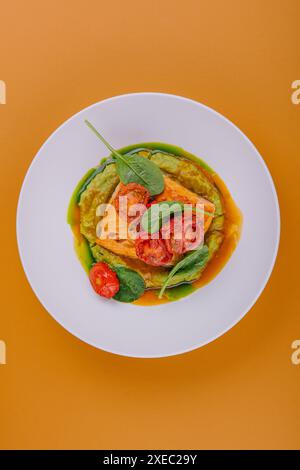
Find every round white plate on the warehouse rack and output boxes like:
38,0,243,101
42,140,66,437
17,93,280,358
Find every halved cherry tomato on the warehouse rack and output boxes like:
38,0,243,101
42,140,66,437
114,183,150,218
161,217,185,255
161,213,204,255
183,212,204,251
89,262,120,298
135,237,173,267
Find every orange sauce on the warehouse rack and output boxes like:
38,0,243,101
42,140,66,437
133,289,171,306
70,205,81,239
193,173,242,290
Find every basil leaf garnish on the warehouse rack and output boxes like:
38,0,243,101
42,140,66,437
113,266,146,303
141,201,214,234
158,245,209,299
85,120,164,196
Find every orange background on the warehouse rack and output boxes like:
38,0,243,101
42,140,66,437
0,0,299,450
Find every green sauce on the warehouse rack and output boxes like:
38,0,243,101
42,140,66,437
74,237,94,274
163,283,196,301
118,142,214,173
67,168,95,225
67,168,96,273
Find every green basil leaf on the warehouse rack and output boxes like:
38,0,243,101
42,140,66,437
113,266,146,303
85,120,164,196
115,153,164,196
158,245,209,299
141,201,214,234
141,201,184,234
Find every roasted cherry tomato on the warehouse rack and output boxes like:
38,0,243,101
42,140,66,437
162,213,204,255
89,262,120,298
161,217,185,255
114,183,150,218
182,212,204,251
135,237,173,267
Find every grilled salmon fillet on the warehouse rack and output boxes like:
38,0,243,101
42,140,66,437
95,176,215,261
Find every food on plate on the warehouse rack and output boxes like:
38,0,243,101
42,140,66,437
89,262,120,298
67,121,242,305
135,236,174,267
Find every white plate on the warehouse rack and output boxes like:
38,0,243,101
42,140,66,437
17,93,280,358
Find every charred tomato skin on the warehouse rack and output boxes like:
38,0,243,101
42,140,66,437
161,217,185,255
161,213,204,255
135,236,173,267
